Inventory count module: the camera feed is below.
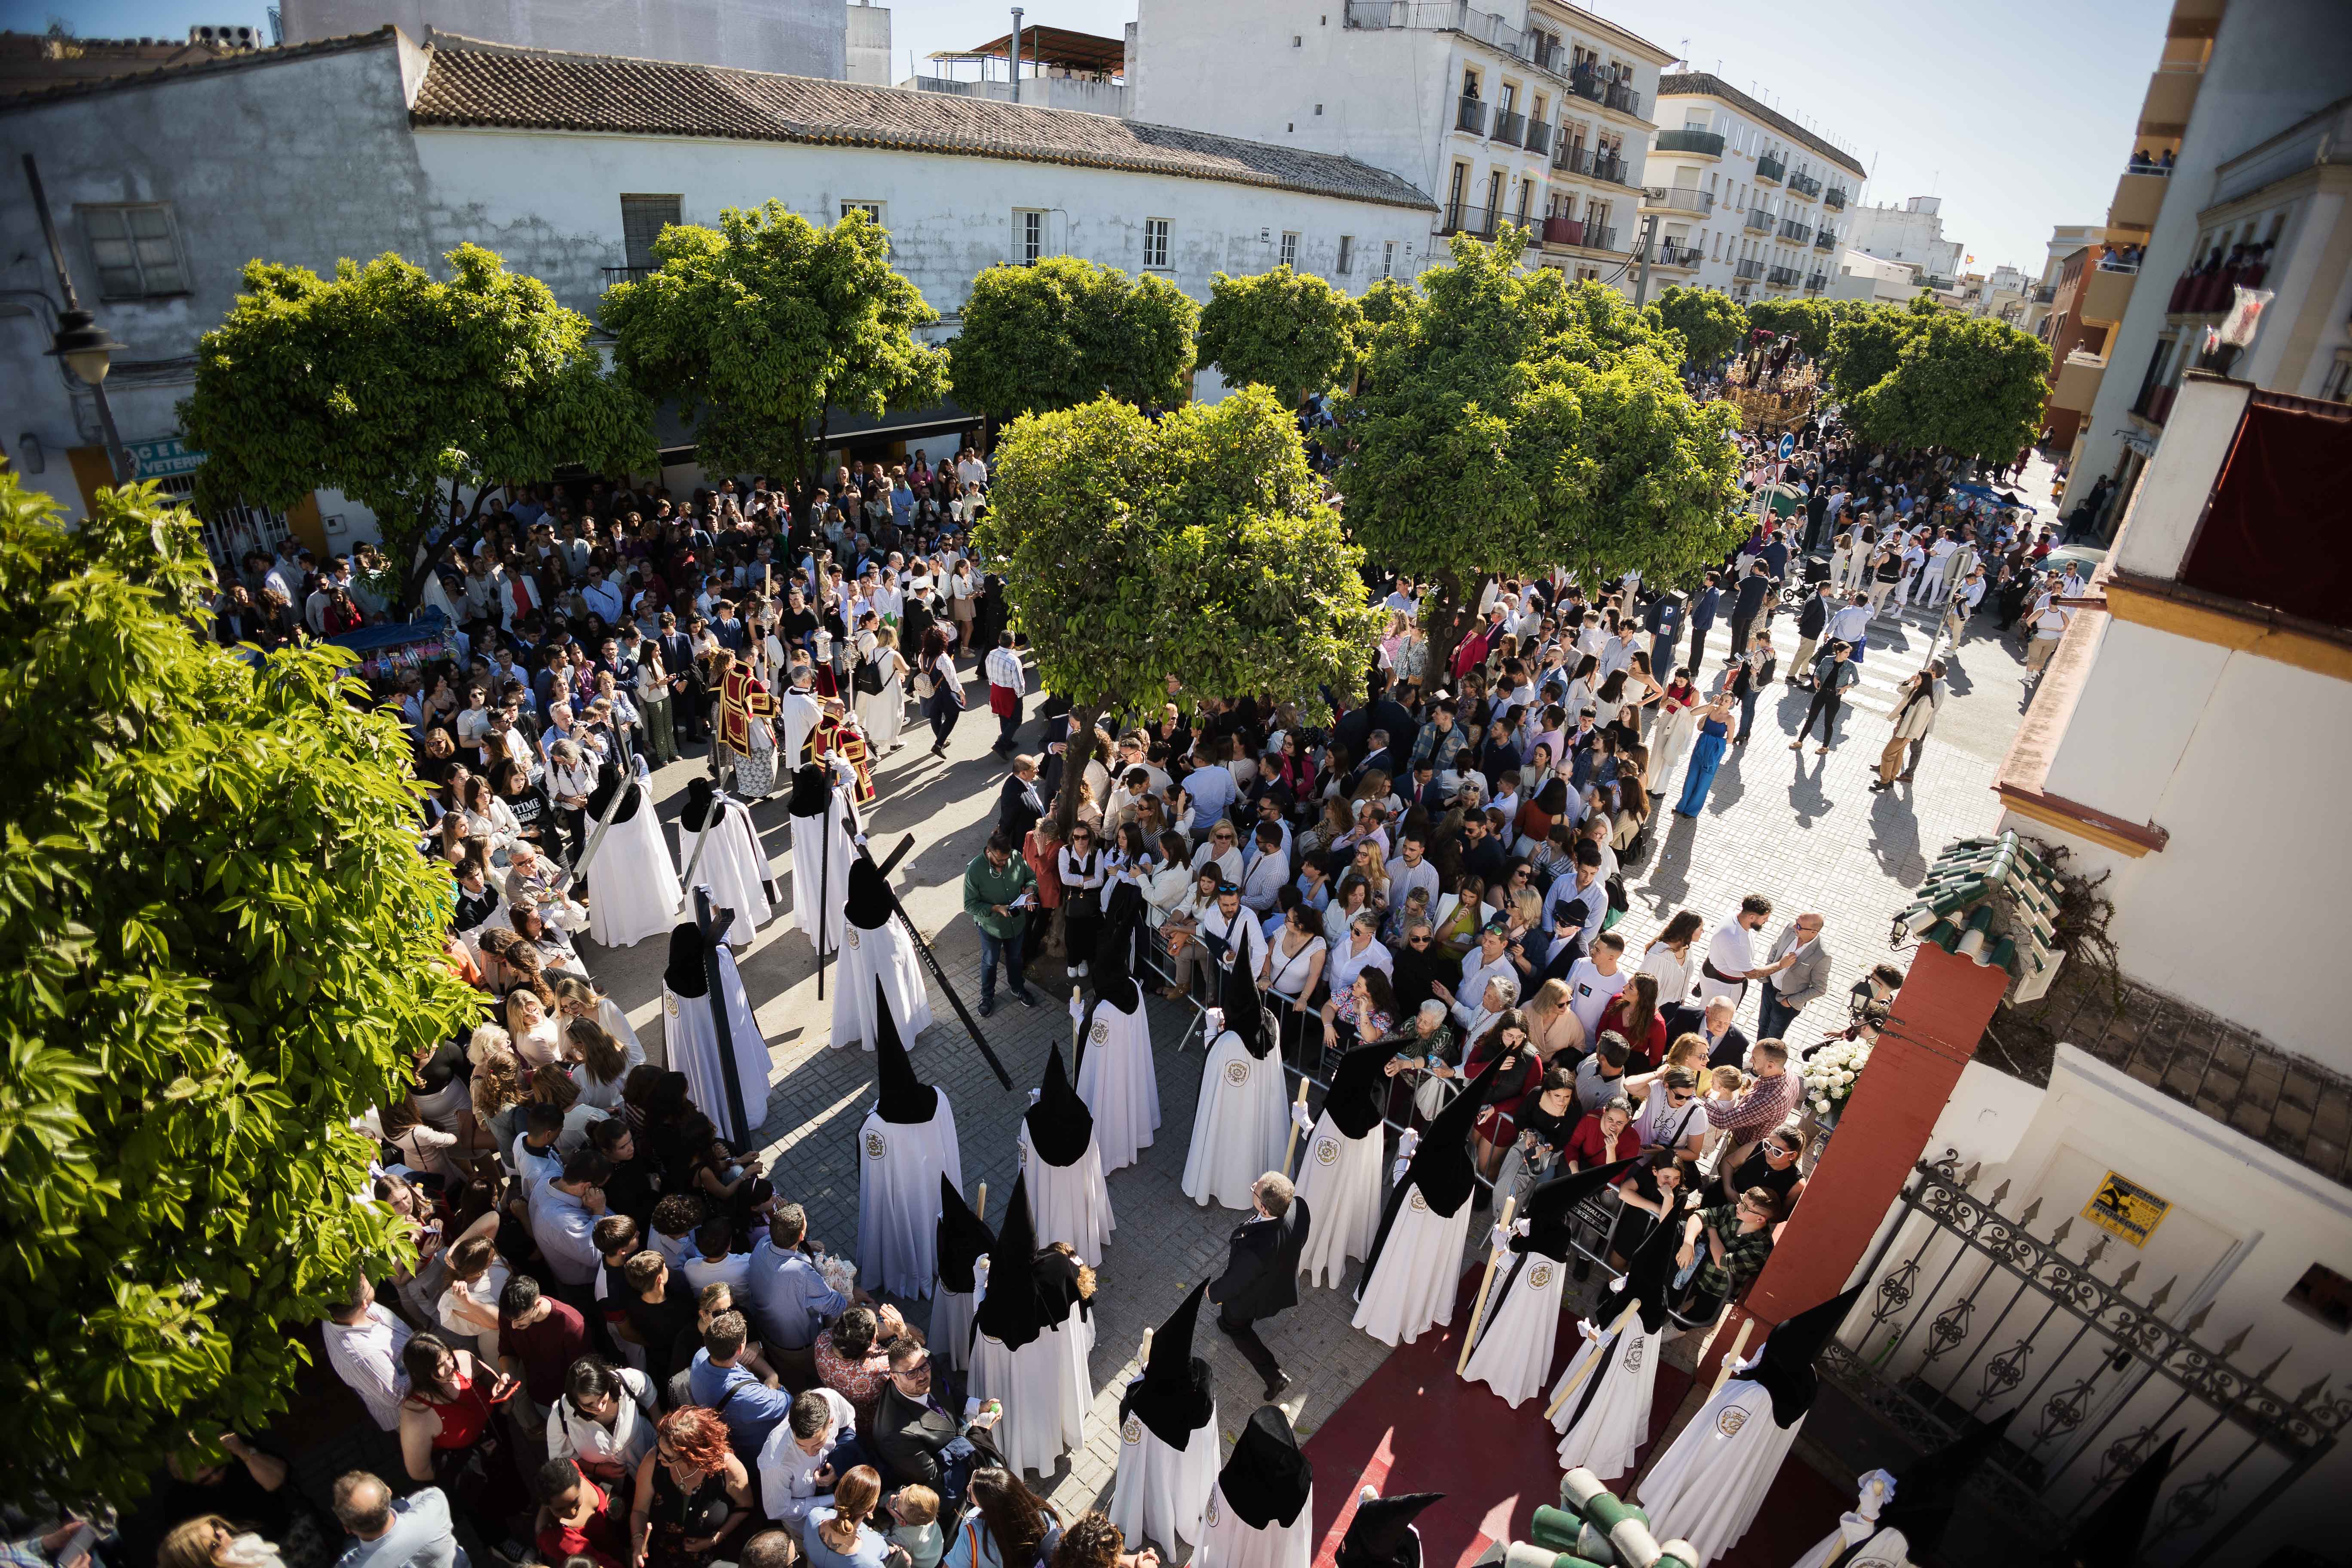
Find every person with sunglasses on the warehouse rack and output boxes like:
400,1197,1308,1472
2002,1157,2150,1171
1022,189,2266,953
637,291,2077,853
1674,1185,1781,1321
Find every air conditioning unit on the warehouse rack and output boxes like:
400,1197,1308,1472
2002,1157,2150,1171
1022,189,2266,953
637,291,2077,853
189,24,261,50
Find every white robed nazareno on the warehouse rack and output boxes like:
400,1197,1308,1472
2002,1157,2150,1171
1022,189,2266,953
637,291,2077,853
968,1303,1092,1476
587,763,682,949
1789,1513,1909,1568
1350,1182,1474,1346
1290,1109,1384,1289
1019,1125,1115,1266
1549,1313,1661,1480
1180,1029,1289,1210
661,940,773,1142
1076,996,1161,1173
1196,1477,1314,1568
1109,1402,1220,1554
831,914,933,1050
854,1102,961,1299
929,1285,974,1372
1635,1378,1802,1567
1463,1250,1571,1408
675,801,771,942
786,770,857,953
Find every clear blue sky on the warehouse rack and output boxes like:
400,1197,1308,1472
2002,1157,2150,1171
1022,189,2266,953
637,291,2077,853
13,0,2169,274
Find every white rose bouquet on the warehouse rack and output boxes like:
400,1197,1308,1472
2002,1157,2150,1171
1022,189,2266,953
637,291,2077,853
1806,1036,1872,1119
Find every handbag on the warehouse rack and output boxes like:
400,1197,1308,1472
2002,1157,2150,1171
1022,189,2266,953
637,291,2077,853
854,655,887,696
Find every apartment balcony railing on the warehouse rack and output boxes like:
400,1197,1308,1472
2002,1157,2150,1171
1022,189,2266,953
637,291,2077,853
1653,127,1724,158
1591,152,1629,185
1779,219,1812,242
1767,265,1801,286
1523,119,1552,156
603,266,655,286
1754,153,1785,184
1584,224,1619,252
1804,272,1828,291
1457,95,1488,135
1491,108,1526,146
1733,258,1765,280
1440,202,1501,238
1345,3,1652,120
1788,172,1822,199
1922,274,1955,291
1823,185,1849,210
2031,283,2057,303
2125,153,2173,176
1540,215,1584,248
2168,253,2269,315
1745,206,1773,232
1641,186,1715,215
2130,383,2176,426
1653,239,1701,268
1813,229,1836,251
1604,80,1642,117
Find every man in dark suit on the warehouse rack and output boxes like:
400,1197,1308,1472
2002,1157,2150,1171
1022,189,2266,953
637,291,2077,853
1663,995,1750,1070
1726,560,1774,668
1360,669,1418,751
1207,1171,1311,1402
1684,572,1722,677
870,1338,1003,1515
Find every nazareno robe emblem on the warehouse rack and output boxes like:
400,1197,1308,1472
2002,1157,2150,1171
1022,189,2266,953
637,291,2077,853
1716,1405,1748,1436
864,1130,887,1158
1315,1138,1339,1166
1529,1263,1554,1289
1121,1415,1143,1445
1224,1060,1250,1086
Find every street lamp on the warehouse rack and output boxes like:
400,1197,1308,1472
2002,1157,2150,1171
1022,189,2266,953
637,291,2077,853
20,152,132,483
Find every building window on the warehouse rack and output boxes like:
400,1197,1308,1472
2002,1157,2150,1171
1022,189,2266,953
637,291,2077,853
1016,208,1046,264
1337,235,1356,275
619,194,682,274
2287,1262,2352,1333
80,202,187,299
1279,231,1299,268
840,200,884,224
1381,239,1396,279
1143,217,1170,269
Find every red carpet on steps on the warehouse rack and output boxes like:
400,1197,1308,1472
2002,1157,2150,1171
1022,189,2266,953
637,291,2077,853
1303,1269,1848,1568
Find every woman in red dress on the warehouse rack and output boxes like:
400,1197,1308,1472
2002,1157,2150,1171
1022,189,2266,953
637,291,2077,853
398,1332,528,1528
1595,971,1667,1071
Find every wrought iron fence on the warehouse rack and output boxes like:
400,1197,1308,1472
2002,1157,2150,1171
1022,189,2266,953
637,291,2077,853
1822,1157,2349,1562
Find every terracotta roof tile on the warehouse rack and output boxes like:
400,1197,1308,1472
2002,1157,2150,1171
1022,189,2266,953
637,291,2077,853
410,37,1436,212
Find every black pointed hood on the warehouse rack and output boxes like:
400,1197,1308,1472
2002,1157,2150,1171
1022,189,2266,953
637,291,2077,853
1026,1039,1093,1167
934,1175,994,1295
1335,1492,1444,1568
1622,1188,1684,1335
1356,1052,1503,1301
586,755,643,822
1515,1159,1636,1259
1739,1283,1865,1428
871,976,938,1124
664,921,708,998
1092,920,1139,1016
787,763,830,816
679,775,718,832
1219,953,1270,1060
1218,1405,1313,1530
1832,1409,2015,1565
1119,1280,1214,1448
1323,1040,1396,1140
972,1170,1044,1351
2052,1432,2177,1568
846,855,893,931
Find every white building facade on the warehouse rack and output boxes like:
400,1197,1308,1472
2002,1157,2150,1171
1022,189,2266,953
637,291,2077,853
1639,72,1867,307
1841,194,1965,291
282,0,854,80
0,28,1432,537
1127,0,1674,291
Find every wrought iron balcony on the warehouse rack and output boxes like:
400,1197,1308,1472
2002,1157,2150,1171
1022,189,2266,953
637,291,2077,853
1733,258,1764,280
1456,95,1487,135
603,266,655,286
1604,80,1641,117
1642,186,1714,215
1491,108,1525,146
1767,264,1801,286
1789,173,1822,199
1804,272,1827,291
1652,127,1724,157
1814,229,1836,251
1584,224,1619,252
1555,142,1589,174
1653,239,1700,268
1540,215,1584,248
2031,283,2057,303
1823,185,1849,209
1523,119,1551,156
1779,219,1812,243
1755,153,1785,184
1745,207,1773,232
1591,152,1629,185
1440,203,1501,238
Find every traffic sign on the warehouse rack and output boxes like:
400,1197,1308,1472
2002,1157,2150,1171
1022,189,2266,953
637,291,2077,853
1777,432,1796,461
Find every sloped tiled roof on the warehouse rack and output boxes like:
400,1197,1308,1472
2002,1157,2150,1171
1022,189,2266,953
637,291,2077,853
1656,71,1867,180
0,24,395,110
411,37,1436,211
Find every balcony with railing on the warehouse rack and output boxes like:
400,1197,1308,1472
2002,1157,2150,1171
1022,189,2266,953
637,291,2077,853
1733,258,1764,280
602,266,655,287
1788,172,1822,200
1540,214,1584,248
1813,229,1836,252
1604,79,1641,117
1823,185,1849,210
1922,274,1954,291
1640,186,1714,216
1766,264,1801,287
1592,151,1630,185
1754,152,1785,185
2130,382,2177,426
1491,107,1525,146
1456,95,1487,135
1523,119,1551,156
1652,239,1700,269
1440,203,1501,237
1804,272,1828,291
1779,218,1812,243
2030,283,2057,304
1744,206,1773,233
1651,127,1724,158
1584,224,1619,252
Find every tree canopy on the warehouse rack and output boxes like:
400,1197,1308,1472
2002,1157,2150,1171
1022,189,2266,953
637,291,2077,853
978,387,1381,828
1194,265,1363,406
0,474,479,1507
1743,296,1837,360
1825,295,1939,404
179,244,653,571
1843,310,2053,459
1329,228,1744,667
949,256,1199,421
602,203,948,479
1651,284,1748,370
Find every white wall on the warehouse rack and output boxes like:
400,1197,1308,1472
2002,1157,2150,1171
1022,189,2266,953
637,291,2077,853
284,0,848,79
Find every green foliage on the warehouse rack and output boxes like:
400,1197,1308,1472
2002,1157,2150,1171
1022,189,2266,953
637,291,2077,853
1743,297,1836,360
1651,285,1747,369
1330,229,1743,663
602,203,947,479
1195,266,1363,406
978,386,1381,732
949,256,1199,420
1824,301,1918,404
1357,276,1418,331
0,475,480,1507
1844,312,2053,459
180,244,654,568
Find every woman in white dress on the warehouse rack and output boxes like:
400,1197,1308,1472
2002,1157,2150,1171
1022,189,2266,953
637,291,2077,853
1196,1406,1314,1568
1181,963,1292,1211
854,625,909,757
1636,910,1703,1009
1292,1040,1394,1290
1110,1281,1220,1555
1462,1159,1635,1407
1644,674,1702,799
1351,1053,1501,1347
1019,1040,1114,1266
1078,924,1160,1173
1549,1188,1681,1479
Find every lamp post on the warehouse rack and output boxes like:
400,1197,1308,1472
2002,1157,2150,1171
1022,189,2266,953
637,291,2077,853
21,153,132,485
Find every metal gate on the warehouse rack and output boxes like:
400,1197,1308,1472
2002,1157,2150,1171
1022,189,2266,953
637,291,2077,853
1819,1157,2348,1563
153,472,287,573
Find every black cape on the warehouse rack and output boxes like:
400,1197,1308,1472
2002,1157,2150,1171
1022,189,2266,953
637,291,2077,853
1219,1404,1313,1530
1120,1280,1216,1449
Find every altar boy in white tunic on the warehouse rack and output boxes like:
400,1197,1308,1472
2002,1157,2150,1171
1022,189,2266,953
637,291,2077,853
1638,1283,1864,1567
928,1175,992,1376
1197,1406,1314,1568
1076,923,1159,1173
832,855,933,1050
1550,1181,1685,1479
675,777,773,943
1292,1040,1396,1289
1109,1281,1219,1556
965,1172,1093,1477
785,761,856,955
1019,1039,1114,1265
1351,1054,1503,1347
854,979,962,1300
1462,1158,1635,1407
1182,962,1291,1210
659,919,773,1143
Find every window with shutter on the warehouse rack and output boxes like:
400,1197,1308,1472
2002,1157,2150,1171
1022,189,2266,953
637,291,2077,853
80,204,186,298
619,195,683,273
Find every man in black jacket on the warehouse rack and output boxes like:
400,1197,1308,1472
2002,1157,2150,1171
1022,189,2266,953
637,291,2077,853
1726,560,1774,668
1207,1172,1312,1402
1662,995,1750,1070
1789,581,1834,686
870,1338,1004,1516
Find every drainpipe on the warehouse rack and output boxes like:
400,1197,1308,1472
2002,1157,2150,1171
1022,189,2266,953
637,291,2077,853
1009,7,1023,102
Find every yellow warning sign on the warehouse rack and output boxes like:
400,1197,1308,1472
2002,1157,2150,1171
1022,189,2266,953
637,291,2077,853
2083,1171,2171,1248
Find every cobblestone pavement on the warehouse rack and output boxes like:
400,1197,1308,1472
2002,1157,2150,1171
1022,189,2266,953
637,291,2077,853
578,462,2057,1546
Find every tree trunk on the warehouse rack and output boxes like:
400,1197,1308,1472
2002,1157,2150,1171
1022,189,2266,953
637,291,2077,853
1424,570,1481,691
1050,700,1099,845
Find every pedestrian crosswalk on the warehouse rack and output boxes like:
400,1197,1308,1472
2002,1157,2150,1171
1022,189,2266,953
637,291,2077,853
1670,596,1976,724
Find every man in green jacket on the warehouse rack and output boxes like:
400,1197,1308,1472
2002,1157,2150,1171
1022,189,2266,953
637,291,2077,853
962,830,1038,1017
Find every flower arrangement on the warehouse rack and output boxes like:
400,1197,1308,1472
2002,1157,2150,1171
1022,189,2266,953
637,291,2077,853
1807,1036,1873,1118
815,1251,861,1298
